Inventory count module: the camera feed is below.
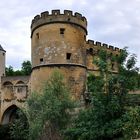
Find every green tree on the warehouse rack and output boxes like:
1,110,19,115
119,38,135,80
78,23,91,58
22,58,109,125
0,124,11,140
118,52,139,91
5,60,31,76
26,70,74,140
9,109,29,140
5,66,15,76
21,60,32,75
64,48,140,140
122,106,140,139
138,74,140,89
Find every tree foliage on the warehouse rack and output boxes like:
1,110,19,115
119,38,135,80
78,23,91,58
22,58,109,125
9,109,29,140
64,48,140,140
5,66,15,76
122,106,140,139
6,60,31,76
26,70,74,140
0,124,11,140
21,60,32,75
118,49,139,90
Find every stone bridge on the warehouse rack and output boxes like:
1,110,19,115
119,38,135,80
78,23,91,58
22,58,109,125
0,76,30,124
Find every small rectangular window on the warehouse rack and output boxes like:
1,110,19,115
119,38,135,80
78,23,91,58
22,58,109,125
60,28,65,35
40,58,43,63
84,35,86,40
66,53,71,60
17,87,22,93
111,63,115,70
36,33,39,39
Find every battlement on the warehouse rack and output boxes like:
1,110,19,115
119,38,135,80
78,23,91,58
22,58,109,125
31,10,87,36
86,40,122,52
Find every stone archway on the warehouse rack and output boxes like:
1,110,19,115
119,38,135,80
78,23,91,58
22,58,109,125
1,105,20,125
1,105,29,139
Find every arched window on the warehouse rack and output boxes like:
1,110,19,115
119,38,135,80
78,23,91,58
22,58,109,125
3,81,13,92
16,81,25,85
3,81,13,86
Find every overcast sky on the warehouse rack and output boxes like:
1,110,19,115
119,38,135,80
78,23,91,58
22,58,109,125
0,0,140,69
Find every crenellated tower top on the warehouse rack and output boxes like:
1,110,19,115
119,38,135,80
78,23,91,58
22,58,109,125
86,40,122,53
31,10,87,37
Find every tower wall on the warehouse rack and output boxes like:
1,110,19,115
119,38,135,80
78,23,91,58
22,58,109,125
86,40,121,75
0,47,6,77
0,46,6,92
0,46,6,119
31,10,87,100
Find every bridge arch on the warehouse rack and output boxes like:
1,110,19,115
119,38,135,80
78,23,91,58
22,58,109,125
16,81,25,85
1,105,22,124
3,81,13,86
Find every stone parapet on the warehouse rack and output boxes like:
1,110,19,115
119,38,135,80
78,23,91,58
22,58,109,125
31,10,87,37
86,40,122,52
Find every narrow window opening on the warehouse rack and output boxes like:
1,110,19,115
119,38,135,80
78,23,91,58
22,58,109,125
36,33,39,39
3,53,5,56
84,35,86,40
66,53,71,60
89,48,93,53
60,28,65,35
111,63,115,70
17,87,22,93
108,53,113,60
40,58,43,63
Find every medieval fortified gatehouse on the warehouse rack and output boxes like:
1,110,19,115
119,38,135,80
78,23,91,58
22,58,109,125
0,10,120,124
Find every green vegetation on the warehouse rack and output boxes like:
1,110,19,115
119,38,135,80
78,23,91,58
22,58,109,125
1,48,140,140
9,109,29,140
25,70,74,140
2,70,74,140
6,60,32,76
0,109,28,140
0,124,11,140
64,48,140,140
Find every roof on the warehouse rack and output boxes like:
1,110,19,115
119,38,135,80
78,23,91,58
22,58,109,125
0,45,6,52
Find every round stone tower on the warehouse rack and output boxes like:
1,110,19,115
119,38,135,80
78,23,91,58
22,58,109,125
0,45,6,77
31,10,87,100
